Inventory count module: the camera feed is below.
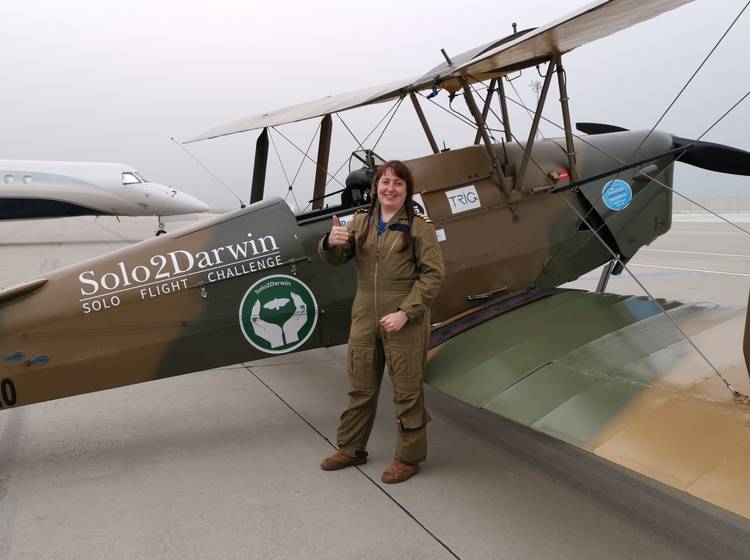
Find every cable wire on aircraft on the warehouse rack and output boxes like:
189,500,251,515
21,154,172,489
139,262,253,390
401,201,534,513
625,0,750,164
170,136,244,208
473,90,748,397
491,86,750,237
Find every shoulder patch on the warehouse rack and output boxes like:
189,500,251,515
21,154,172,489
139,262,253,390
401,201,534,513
414,211,432,224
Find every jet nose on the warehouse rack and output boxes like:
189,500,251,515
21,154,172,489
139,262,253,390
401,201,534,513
152,184,210,214
180,192,211,213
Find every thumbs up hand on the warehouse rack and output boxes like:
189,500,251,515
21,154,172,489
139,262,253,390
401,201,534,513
328,215,349,247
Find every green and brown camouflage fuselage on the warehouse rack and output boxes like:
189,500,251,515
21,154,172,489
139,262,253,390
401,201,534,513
1,130,749,520
0,130,681,410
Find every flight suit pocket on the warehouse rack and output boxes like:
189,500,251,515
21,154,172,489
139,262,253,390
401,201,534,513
392,380,430,432
397,406,431,432
387,345,421,391
348,344,377,392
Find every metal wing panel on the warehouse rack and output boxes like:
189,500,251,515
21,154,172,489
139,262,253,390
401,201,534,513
451,0,693,78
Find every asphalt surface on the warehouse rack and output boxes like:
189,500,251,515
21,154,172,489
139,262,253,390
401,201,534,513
0,214,749,560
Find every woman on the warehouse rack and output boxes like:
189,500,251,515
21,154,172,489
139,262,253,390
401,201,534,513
318,160,445,483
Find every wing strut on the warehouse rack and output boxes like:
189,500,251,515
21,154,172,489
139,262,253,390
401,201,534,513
496,78,513,143
410,92,440,154
312,114,333,209
460,78,512,200
473,78,497,145
516,59,556,189
250,128,269,204
555,55,579,182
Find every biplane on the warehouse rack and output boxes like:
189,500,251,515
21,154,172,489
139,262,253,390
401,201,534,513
1,0,749,521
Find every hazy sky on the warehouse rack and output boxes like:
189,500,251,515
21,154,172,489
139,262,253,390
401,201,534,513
2,0,749,211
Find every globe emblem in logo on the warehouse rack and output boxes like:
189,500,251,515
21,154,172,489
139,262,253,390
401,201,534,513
239,274,318,354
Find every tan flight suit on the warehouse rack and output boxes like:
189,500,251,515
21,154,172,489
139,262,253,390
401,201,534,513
319,203,445,463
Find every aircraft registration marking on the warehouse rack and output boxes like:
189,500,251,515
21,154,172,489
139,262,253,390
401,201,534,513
0,378,17,408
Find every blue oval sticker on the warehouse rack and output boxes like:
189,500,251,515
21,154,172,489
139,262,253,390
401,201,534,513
602,179,633,211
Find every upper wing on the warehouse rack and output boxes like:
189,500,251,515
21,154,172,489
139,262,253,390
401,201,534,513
187,76,418,142
445,0,692,78
187,0,692,142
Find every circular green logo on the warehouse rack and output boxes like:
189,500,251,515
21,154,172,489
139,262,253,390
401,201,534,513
239,274,318,354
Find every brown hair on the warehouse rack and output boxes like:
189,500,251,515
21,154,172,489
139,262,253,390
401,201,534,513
356,160,415,253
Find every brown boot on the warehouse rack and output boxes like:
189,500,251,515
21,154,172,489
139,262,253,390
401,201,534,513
381,460,419,483
320,452,367,471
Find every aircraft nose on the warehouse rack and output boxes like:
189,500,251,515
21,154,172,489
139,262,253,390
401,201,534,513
180,192,211,213
151,184,210,214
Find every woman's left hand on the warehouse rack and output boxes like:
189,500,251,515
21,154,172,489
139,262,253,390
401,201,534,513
379,310,408,333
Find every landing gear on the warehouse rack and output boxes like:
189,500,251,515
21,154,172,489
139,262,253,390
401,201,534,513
596,258,617,293
155,216,166,236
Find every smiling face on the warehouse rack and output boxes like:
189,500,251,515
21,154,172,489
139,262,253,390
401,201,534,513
376,168,407,215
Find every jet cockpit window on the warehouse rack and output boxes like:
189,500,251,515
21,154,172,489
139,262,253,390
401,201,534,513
135,171,149,183
122,172,141,185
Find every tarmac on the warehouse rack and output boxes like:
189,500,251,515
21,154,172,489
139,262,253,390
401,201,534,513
0,213,749,560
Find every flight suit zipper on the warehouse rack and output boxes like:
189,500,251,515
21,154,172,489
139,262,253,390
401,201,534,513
374,220,405,335
374,225,382,334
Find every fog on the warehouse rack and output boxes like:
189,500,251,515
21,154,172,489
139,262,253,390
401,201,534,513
2,0,749,211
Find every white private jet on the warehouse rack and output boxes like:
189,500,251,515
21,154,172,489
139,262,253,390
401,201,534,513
0,160,210,235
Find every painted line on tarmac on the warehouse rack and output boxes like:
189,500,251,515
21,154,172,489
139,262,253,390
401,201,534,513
0,408,26,560
630,263,750,277
243,364,463,560
672,213,750,223
641,248,750,259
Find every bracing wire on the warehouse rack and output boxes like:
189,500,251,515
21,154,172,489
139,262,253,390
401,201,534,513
463,80,744,396
170,137,245,207
558,193,741,395
625,0,750,163
506,77,546,140
268,126,308,214
528,142,740,395
336,113,365,151
498,87,750,237
417,91,478,129
290,120,323,188
322,96,404,191
474,77,750,293
268,128,292,187
371,96,405,151
271,126,347,190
